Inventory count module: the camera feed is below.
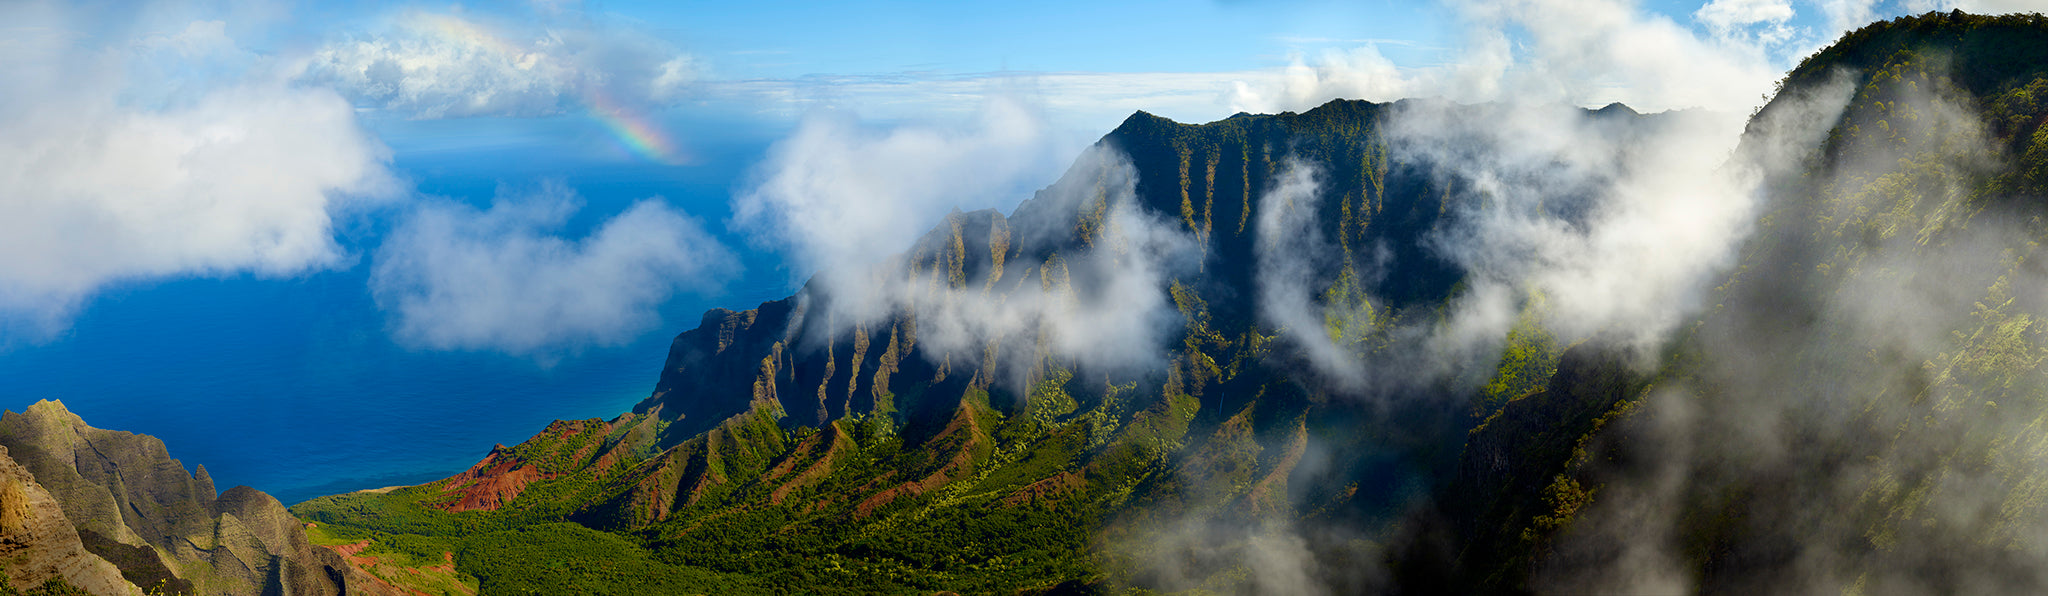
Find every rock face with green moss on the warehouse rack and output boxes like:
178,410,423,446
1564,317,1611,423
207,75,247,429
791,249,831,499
291,10,2048,594
0,401,397,596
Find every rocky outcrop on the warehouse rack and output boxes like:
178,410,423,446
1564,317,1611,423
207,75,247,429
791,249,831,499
0,444,137,595
216,486,403,596
0,400,397,596
646,299,802,440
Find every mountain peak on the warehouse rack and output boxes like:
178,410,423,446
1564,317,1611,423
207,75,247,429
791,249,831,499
25,399,78,421
1593,102,1637,116
1112,110,1181,136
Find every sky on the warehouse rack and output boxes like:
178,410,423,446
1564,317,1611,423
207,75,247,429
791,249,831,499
0,0,2036,499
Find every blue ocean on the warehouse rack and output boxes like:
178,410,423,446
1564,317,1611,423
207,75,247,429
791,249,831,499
0,115,797,505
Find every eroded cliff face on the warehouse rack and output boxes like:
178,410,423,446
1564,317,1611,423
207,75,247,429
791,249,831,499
0,400,396,596
0,443,136,595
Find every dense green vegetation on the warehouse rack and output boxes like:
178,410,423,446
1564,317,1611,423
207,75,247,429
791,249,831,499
301,495,755,594
462,524,747,595
297,371,1144,593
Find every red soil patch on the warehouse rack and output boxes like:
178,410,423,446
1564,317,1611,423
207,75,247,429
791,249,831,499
1245,418,1308,514
325,540,378,569
435,417,643,513
437,448,552,513
317,541,457,596
854,402,985,517
617,446,693,524
770,426,851,504
762,432,821,483
682,430,728,507
1001,471,1086,506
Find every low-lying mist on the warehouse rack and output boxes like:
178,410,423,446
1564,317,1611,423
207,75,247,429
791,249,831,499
1539,59,2048,593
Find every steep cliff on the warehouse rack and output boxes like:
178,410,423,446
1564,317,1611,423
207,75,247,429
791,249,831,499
0,443,135,596
0,401,396,596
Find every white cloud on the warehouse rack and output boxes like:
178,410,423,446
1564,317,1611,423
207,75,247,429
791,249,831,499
1219,0,1806,380
732,98,1197,378
370,182,735,357
1697,0,1799,29
299,10,699,118
732,96,1069,309
1696,0,1799,46
1815,0,1883,38
1224,0,1786,115
907,170,1204,376
1466,0,1785,111
1254,159,1373,387
0,1,394,339
1226,46,1423,114
1398,101,1770,351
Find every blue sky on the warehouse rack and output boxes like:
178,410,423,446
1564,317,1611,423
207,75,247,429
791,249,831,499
630,0,1456,74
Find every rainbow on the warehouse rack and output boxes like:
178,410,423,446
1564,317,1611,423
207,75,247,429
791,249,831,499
414,13,690,165
586,88,690,165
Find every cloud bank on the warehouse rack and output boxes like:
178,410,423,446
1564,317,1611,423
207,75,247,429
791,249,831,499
1254,158,1377,388
1394,102,1763,353
893,148,1204,374
371,182,735,357
300,10,698,118
733,94,1201,378
1227,0,1789,115
1533,68,2048,593
733,97,1068,305
0,2,394,339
